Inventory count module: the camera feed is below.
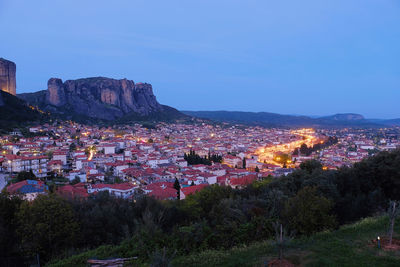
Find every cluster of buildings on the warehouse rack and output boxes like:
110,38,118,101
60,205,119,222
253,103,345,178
1,121,399,200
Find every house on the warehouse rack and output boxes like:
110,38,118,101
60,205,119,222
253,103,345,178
3,155,48,178
53,151,67,165
176,159,188,168
199,172,217,184
143,182,177,200
180,184,208,200
48,160,62,173
228,174,257,189
68,170,87,183
102,144,116,155
57,183,89,198
87,183,137,198
223,155,242,168
7,180,48,201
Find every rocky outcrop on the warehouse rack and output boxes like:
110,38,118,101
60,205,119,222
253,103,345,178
0,90,4,106
41,77,164,120
46,78,66,106
0,58,16,95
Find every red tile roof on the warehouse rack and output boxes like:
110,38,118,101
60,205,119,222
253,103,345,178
92,183,136,191
58,184,89,198
181,184,208,197
229,174,257,186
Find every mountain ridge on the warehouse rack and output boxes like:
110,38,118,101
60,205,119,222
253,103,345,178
182,110,398,127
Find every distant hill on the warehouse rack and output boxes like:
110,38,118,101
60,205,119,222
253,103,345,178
319,113,365,121
379,118,400,126
182,110,390,128
18,77,188,123
0,90,48,132
182,110,315,127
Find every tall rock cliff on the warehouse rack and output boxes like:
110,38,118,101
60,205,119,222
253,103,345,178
0,58,16,95
0,90,4,106
21,76,172,121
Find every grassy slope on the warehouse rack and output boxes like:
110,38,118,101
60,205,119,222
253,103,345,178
48,216,400,267
173,216,400,267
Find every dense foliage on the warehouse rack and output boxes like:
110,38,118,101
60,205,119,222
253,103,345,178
184,150,222,165
1,149,400,265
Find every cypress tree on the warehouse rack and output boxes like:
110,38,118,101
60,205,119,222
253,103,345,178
173,178,181,200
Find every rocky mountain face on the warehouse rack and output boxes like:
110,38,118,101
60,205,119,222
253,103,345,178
0,58,16,95
20,77,174,121
0,90,4,106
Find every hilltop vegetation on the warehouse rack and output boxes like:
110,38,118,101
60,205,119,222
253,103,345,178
0,90,49,133
2,149,400,266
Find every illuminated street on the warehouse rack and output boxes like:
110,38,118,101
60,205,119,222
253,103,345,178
256,128,320,166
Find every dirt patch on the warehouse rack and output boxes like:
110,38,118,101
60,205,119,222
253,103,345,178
370,237,400,251
267,259,295,267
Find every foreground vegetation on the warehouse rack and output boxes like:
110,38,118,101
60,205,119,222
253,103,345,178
2,149,400,266
49,216,400,266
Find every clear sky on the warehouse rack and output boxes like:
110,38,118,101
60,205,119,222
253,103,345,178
0,0,399,118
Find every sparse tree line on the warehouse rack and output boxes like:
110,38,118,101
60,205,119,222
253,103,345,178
1,149,400,265
293,136,338,156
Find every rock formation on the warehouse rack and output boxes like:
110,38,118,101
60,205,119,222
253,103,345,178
18,76,186,122
0,90,4,106
46,78,66,106
0,58,16,95
40,77,164,120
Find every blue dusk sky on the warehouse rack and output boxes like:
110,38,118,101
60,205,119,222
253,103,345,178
0,0,399,118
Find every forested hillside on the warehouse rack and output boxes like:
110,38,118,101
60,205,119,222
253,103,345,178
0,90,48,133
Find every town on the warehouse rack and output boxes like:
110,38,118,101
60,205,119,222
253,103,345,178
1,121,399,201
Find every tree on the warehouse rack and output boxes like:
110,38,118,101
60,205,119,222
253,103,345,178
299,160,322,174
388,200,400,246
0,193,23,258
283,186,336,235
173,178,181,200
150,247,176,267
184,150,213,166
16,170,36,182
16,194,79,262
71,176,81,185
272,221,293,260
69,143,77,152
299,144,312,156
